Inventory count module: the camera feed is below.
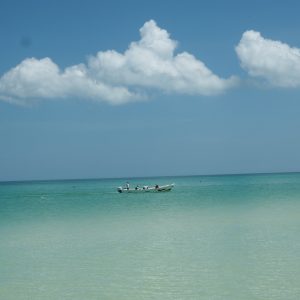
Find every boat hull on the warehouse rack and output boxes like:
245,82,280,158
117,184,174,193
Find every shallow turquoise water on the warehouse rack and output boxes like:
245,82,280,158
1,173,300,299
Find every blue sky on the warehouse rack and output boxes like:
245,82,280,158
1,0,300,181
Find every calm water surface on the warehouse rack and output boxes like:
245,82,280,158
1,173,300,299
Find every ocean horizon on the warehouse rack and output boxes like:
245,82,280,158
2,170,300,184
1,172,300,299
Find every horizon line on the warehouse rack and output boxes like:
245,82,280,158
1,170,300,184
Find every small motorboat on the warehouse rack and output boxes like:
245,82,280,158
117,183,174,193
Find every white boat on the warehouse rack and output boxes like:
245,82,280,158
117,183,174,193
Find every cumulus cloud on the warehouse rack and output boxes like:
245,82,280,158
0,20,237,105
236,30,300,87
0,57,137,105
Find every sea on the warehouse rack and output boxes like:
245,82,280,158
1,173,300,300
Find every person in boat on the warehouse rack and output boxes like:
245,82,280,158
125,182,130,190
155,184,159,189
135,184,140,190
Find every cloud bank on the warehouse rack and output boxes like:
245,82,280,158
236,30,300,87
3,22,299,106
0,20,237,105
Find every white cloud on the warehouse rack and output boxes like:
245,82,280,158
236,30,300,87
0,57,135,105
88,20,237,96
0,20,237,105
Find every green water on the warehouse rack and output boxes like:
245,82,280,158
1,173,300,299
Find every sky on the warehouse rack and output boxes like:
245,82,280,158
1,0,300,181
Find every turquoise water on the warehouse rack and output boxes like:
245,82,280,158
1,173,300,299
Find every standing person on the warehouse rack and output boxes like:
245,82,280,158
126,182,130,190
